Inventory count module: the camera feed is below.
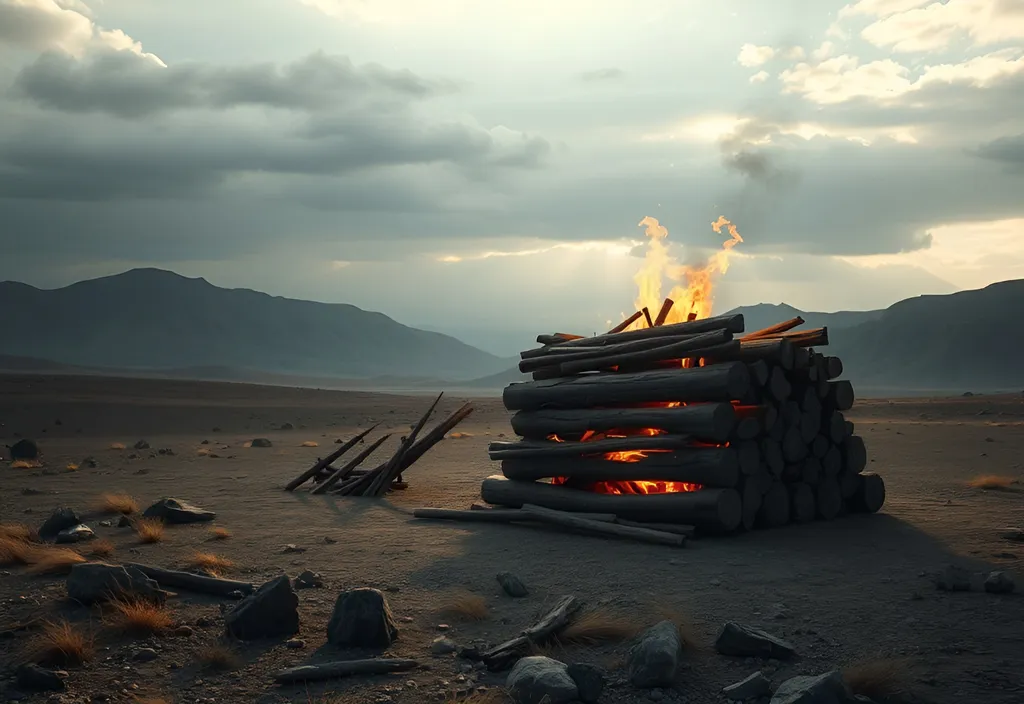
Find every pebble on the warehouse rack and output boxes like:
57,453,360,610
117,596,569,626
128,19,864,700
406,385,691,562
286,638,306,649
132,648,158,663
174,626,194,637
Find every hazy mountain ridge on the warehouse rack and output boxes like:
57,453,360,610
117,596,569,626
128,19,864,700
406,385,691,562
0,268,509,381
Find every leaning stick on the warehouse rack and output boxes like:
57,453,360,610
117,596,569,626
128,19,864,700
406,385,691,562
312,433,393,494
274,659,420,683
367,392,444,496
642,307,655,328
741,317,805,341
653,298,675,326
285,424,379,491
607,311,643,334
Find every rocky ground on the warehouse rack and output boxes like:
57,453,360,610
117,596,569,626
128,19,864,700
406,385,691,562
0,373,1022,704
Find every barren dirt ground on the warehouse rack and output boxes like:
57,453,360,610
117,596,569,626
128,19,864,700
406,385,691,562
1,374,1022,704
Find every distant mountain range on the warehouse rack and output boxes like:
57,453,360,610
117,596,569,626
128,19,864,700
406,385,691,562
0,269,512,382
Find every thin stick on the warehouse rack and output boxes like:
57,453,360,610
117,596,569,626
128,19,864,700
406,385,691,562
311,433,393,494
520,504,685,547
285,424,379,491
412,508,619,523
687,312,697,322
642,307,655,328
741,316,805,341
367,392,444,496
653,298,675,326
274,659,419,683
607,311,643,334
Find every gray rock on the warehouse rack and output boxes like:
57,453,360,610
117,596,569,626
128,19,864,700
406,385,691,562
715,622,796,660
506,656,579,704
770,670,852,704
38,508,81,541
133,648,158,663
250,438,273,448
133,440,150,450
55,524,94,544
224,575,299,640
66,563,165,604
9,438,40,460
496,571,529,598
142,497,216,524
934,564,972,591
294,570,323,589
282,544,306,554
984,570,1015,594
327,587,398,648
431,636,458,655
116,515,132,528
723,671,772,701
286,638,305,649
15,663,65,692
567,663,605,704
627,620,681,689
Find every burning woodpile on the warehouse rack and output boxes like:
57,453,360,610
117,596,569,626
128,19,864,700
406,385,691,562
477,305,885,537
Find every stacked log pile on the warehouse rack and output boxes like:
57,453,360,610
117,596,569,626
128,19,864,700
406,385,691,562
478,306,885,536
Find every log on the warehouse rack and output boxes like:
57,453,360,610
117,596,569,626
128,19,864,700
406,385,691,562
768,366,792,403
412,508,618,523
800,410,821,444
839,470,861,500
751,467,774,495
520,313,745,357
285,424,380,491
312,433,393,494
748,360,770,387
274,659,420,683
782,401,802,428
518,334,718,373
811,434,829,459
740,478,762,531
607,311,643,334
368,392,444,496
827,381,855,411
782,463,801,483
758,327,828,347
761,438,784,477
356,403,475,484
488,434,698,460
793,346,811,369
614,519,695,537
654,298,675,326
502,363,751,412
741,317,805,340
480,594,579,670
499,448,743,488
537,332,736,379
509,404,735,442
124,563,254,597
789,483,816,523
782,426,808,463
642,307,655,328
822,445,842,477
520,504,685,547
827,412,846,443
824,356,844,379
537,333,585,345
734,416,761,441
707,338,794,371
757,482,791,528
815,478,842,520
842,436,867,473
849,472,885,513
801,457,822,486
480,475,742,531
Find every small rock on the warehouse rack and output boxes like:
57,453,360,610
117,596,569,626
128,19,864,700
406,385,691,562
286,638,305,649
15,663,65,692
431,637,458,655
984,571,1015,594
323,536,337,544
82,457,98,468
723,671,771,701
55,524,95,544
66,563,165,604
647,690,664,702
715,622,796,659
98,520,112,528
142,497,216,524
38,508,82,542
157,448,175,456
174,626,194,637
133,648,159,663
250,438,273,448
116,515,132,528
294,570,323,589
496,572,529,598
201,440,210,445
934,565,972,592
771,670,852,704
224,575,300,640
133,440,150,450
9,438,40,460
279,423,294,431
627,620,681,689
567,663,605,704
459,646,482,660
281,544,306,554
328,588,399,648
506,656,578,704
228,589,245,599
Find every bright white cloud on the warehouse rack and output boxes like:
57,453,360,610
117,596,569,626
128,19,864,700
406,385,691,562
737,43,776,67
749,70,769,84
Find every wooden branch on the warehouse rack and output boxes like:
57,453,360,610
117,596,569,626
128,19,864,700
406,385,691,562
285,424,379,491
654,298,675,326
503,362,751,412
607,311,644,335
756,327,828,347
488,434,697,460
124,563,254,597
520,504,685,547
518,333,718,374
642,307,655,328
740,317,805,341
748,360,770,387
368,392,444,496
311,433,392,494
614,519,695,536
412,507,618,523
481,595,579,670
537,333,585,345
274,659,420,683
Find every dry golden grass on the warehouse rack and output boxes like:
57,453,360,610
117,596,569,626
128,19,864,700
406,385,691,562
557,608,641,645
134,517,165,544
652,605,703,651
301,440,319,447
66,463,80,471
440,590,489,621
447,431,474,439
967,474,1018,491
25,620,94,666
25,546,87,575
109,442,126,451
97,492,139,515
196,447,212,456
0,522,35,542
104,598,174,636
89,539,115,559
843,658,909,701
0,535,36,566
197,643,242,671
11,459,42,468
208,526,232,541
187,551,234,575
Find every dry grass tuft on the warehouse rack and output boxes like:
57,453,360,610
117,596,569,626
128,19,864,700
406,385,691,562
11,459,42,468
25,546,87,575
447,432,474,439
26,620,94,666
89,539,115,559
0,522,36,542
197,643,242,671
104,597,174,636
440,590,490,621
109,442,126,450
66,463,80,471
134,517,165,544
97,492,139,515
652,605,703,651
843,658,909,701
557,608,641,645
196,447,212,456
967,474,1018,491
187,551,234,575
0,535,36,566
301,440,319,447
208,526,232,541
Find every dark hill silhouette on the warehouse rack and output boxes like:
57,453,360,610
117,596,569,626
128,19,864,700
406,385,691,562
722,302,883,334
0,269,508,381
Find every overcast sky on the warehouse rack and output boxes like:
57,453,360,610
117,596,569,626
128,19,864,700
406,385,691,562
1,0,1023,353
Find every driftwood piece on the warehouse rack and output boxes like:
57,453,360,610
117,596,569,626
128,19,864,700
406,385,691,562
312,434,393,494
125,563,254,597
274,658,420,683
285,424,379,491
520,504,686,547
487,434,697,460
654,298,675,326
741,317,805,340
503,363,751,412
481,594,580,670
607,311,643,334
789,482,816,523
411,508,619,523
509,403,735,442
480,476,742,531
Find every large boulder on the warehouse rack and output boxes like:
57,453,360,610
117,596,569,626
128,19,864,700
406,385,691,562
327,587,398,648
38,508,83,542
225,575,299,640
142,498,216,524
715,622,796,659
627,620,681,688
66,563,165,604
506,656,579,704
771,670,853,704
9,439,40,460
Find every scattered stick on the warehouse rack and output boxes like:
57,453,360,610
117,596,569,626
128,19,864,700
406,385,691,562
412,508,619,523
741,317,805,341
284,424,379,491
519,504,686,547
653,298,675,326
613,519,695,537
311,434,393,495
367,391,444,496
125,563,254,597
274,658,420,683
480,595,580,670
607,311,643,334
